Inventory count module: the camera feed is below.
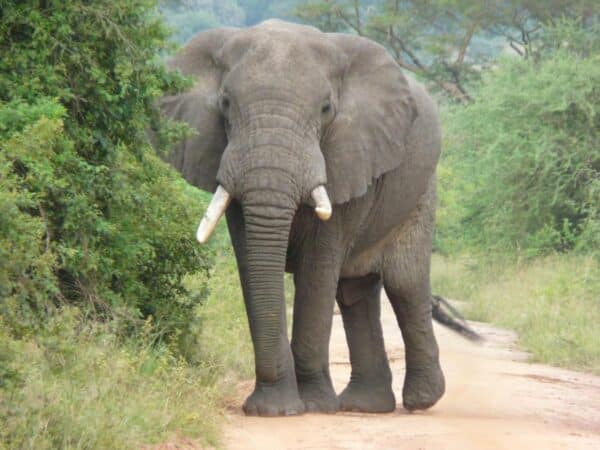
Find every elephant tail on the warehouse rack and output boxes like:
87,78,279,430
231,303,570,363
431,295,483,342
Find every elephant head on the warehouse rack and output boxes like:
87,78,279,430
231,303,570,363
161,20,416,383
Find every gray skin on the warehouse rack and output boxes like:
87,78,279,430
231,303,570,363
160,19,444,416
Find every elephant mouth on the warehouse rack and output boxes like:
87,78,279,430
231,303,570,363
196,184,332,244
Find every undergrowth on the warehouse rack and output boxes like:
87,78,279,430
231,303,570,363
0,222,253,449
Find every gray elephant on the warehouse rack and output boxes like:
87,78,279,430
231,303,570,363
160,19,446,416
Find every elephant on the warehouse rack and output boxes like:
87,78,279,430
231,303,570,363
159,19,448,417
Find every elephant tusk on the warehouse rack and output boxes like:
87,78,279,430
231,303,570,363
311,185,332,221
196,185,231,244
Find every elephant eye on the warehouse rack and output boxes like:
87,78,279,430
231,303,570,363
221,96,230,113
321,103,331,115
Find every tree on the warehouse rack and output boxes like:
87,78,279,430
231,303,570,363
486,0,597,59
437,19,600,254
295,0,598,102
0,0,211,340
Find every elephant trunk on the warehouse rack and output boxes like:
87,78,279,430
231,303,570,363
242,184,296,382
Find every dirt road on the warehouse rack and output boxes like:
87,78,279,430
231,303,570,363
223,298,600,450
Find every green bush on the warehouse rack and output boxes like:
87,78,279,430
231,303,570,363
0,222,252,448
0,2,242,446
437,22,599,256
0,100,63,338
0,1,211,341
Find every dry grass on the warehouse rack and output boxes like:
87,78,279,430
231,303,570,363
432,253,600,374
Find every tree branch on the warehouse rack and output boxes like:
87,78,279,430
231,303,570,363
386,28,471,103
456,23,477,66
510,41,524,56
38,205,51,253
386,28,427,71
337,9,363,35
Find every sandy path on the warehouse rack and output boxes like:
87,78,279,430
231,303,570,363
223,298,600,450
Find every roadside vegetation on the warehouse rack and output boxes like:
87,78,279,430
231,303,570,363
0,2,249,448
0,1,598,448
0,228,251,449
432,254,599,373
430,17,599,374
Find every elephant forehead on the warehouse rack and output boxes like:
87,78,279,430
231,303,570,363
223,33,311,70
220,24,341,77
224,59,331,107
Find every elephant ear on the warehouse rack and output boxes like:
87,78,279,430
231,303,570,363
323,34,417,204
160,28,237,192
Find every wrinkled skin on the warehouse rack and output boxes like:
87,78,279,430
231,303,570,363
160,20,444,416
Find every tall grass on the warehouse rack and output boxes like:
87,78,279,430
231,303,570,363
185,247,254,390
0,223,253,449
0,310,221,449
432,253,600,374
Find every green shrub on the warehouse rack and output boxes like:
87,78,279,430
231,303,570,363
0,1,210,341
0,228,252,448
437,22,599,256
0,100,63,337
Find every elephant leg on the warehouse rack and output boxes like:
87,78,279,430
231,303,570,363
382,183,445,411
336,274,396,413
226,201,304,416
291,260,340,413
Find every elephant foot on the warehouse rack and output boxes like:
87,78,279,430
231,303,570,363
297,373,339,413
243,378,305,417
402,363,445,411
338,380,396,413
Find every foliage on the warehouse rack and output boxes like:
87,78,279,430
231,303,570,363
0,221,253,449
0,2,254,446
432,253,600,373
437,20,599,256
0,101,63,338
0,0,211,342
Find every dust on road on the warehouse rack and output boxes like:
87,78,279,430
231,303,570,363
223,298,600,450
